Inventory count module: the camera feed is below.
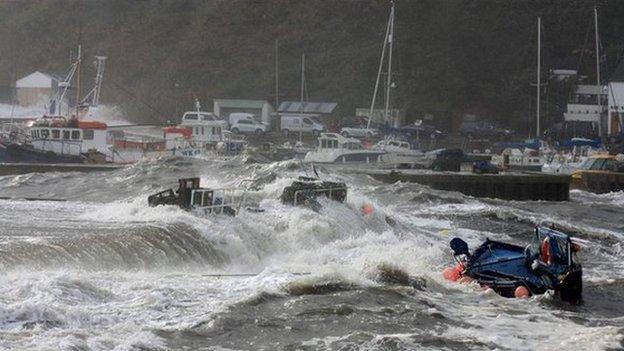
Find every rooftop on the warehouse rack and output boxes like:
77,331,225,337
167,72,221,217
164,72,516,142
214,99,269,109
278,101,337,114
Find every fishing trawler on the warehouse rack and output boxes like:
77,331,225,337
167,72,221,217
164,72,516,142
0,48,112,164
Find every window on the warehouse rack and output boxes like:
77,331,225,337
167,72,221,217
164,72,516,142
217,127,221,134
202,191,213,206
590,158,606,170
602,159,615,171
83,130,94,140
41,129,49,139
193,192,202,206
580,158,594,170
184,113,199,120
212,127,216,134
71,131,81,140
303,118,313,125
201,127,204,135
321,139,327,148
63,130,70,140
52,129,60,139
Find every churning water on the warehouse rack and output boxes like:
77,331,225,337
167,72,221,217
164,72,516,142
0,157,623,350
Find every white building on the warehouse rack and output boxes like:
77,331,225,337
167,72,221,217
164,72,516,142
213,99,274,124
563,85,607,123
608,82,624,135
15,71,60,107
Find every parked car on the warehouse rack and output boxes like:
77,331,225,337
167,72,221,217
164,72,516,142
340,126,379,138
460,120,513,139
399,123,447,140
429,148,469,172
230,119,270,134
228,112,255,126
281,115,325,135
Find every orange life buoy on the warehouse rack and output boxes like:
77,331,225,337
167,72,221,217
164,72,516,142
541,238,551,264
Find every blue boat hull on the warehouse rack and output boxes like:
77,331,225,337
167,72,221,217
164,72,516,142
451,229,583,304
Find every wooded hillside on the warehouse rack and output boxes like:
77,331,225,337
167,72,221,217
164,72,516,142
1,0,623,132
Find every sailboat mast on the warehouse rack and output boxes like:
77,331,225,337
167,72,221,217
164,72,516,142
595,7,602,136
536,17,541,138
383,2,395,126
75,44,82,119
366,3,392,131
275,39,279,112
299,53,305,142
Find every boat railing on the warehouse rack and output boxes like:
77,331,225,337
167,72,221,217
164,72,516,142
293,186,347,206
190,187,250,215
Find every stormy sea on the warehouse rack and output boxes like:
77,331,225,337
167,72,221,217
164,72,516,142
0,157,623,350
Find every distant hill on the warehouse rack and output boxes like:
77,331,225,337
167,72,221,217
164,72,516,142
1,0,623,134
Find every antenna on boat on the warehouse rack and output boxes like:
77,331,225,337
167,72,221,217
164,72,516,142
81,56,107,107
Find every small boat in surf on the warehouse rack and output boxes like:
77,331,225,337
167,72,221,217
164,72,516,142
148,177,245,216
148,173,348,215
445,227,583,304
280,176,347,211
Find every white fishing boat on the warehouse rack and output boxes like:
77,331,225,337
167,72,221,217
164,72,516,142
491,148,544,171
303,133,385,164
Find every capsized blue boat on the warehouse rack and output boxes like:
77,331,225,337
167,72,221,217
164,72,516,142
449,227,582,304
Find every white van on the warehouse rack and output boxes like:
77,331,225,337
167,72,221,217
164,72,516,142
280,115,325,135
229,113,255,126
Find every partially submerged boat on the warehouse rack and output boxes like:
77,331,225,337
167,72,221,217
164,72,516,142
446,227,582,304
148,174,348,215
148,177,245,216
280,176,347,211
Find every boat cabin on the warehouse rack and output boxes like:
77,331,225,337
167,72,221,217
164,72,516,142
178,111,228,145
317,133,364,151
148,177,245,216
29,116,108,156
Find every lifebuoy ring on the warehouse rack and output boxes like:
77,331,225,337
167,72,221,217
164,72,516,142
541,238,551,264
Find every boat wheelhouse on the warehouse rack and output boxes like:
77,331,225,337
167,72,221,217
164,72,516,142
29,116,108,158
178,111,228,146
303,133,385,164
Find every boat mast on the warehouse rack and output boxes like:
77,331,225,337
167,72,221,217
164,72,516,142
383,2,395,127
75,44,82,119
536,17,541,138
275,39,279,113
299,52,305,143
366,2,393,131
594,7,602,136
92,56,106,107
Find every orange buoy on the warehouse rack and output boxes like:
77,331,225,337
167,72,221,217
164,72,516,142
443,266,460,281
514,285,530,298
361,203,374,216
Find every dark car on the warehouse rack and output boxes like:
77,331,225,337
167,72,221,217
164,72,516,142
460,120,513,139
399,123,447,140
430,148,469,172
